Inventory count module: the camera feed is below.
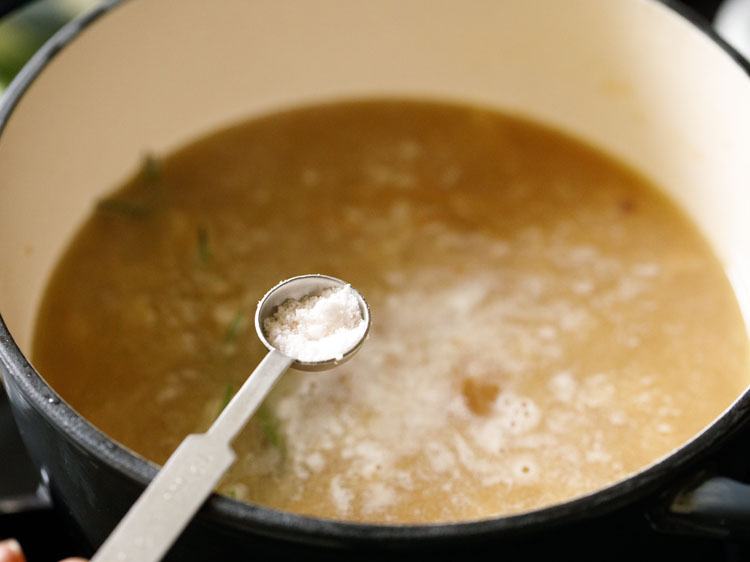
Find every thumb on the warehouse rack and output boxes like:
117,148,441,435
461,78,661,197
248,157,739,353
0,539,25,562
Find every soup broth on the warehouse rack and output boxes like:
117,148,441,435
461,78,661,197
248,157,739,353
32,100,749,523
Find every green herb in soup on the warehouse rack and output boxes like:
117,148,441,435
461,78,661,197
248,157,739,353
32,100,750,524
217,383,235,415
196,225,212,265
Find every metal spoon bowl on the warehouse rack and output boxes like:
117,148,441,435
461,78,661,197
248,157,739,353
91,275,370,562
256,274,371,371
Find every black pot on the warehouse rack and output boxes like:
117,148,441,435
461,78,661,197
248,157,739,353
1,0,750,559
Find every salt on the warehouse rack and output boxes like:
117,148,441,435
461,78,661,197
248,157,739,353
264,285,367,362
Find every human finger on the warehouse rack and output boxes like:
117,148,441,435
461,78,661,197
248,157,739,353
0,539,25,562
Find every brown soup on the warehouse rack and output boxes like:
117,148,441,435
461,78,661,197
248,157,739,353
32,100,749,523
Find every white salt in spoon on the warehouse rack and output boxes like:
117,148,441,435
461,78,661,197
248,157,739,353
91,274,370,562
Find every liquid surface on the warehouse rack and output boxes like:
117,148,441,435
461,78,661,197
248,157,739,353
33,100,749,523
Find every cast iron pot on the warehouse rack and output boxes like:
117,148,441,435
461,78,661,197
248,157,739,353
1,0,750,559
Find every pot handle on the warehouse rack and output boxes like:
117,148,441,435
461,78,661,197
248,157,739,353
649,473,750,538
0,382,53,515
0,482,53,515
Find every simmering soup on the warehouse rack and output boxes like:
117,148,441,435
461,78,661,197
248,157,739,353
32,100,749,523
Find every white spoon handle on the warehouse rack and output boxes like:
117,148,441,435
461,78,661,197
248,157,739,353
91,349,293,562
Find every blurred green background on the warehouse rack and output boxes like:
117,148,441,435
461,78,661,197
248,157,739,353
0,0,97,95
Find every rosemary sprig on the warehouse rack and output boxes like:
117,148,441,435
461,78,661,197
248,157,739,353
95,153,162,218
217,383,235,415
223,310,246,343
141,153,162,184
258,403,285,453
95,198,154,219
197,226,212,264
217,387,284,454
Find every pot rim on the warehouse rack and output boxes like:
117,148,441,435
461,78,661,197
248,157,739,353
1,0,749,547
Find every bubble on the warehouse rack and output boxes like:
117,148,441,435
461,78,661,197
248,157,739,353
495,393,541,435
510,456,538,482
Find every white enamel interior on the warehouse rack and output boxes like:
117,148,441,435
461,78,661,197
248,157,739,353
0,0,749,363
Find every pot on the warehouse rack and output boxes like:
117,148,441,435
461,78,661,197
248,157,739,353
1,0,750,559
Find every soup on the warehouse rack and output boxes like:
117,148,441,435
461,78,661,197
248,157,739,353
32,100,749,524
